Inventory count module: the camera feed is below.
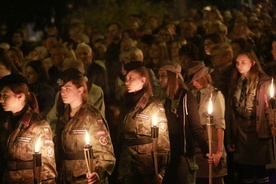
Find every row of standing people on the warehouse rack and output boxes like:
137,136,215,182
1,41,276,184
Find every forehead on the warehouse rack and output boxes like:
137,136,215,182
236,53,250,61
1,86,12,93
126,70,140,77
62,81,76,88
77,47,91,53
158,69,167,74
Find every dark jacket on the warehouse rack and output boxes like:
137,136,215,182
164,89,208,158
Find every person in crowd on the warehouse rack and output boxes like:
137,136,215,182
105,21,123,98
0,74,57,183
47,58,105,136
147,39,170,70
189,61,227,184
6,47,24,72
178,43,200,83
24,60,55,118
202,33,223,67
178,19,204,59
56,68,115,183
48,43,69,93
9,30,30,56
231,38,250,58
226,48,273,184
76,42,109,97
118,63,170,184
116,46,163,101
169,39,183,64
265,35,276,77
158,62,208,184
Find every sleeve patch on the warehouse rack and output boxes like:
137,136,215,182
96,130,106,136
44,147,54,158
99,136,108,145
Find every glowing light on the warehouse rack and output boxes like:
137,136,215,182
35,135,42,153
208,94,213,115
152,113,158,127
85,130,90,145
270,78,274,98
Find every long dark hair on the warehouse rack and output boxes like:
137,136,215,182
130,66,153,96
25,60,50,83
8,83,39,113
166,70,188,99
230,47,265,96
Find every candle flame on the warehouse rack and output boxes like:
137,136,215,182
207,94,213,115
152,112,158,127
270,78,274,98
85,130,90,145
35,135,42,153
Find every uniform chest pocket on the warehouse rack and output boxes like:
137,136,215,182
12,136,34,160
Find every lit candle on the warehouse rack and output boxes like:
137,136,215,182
151,113,159,138
206,94,213,184
208,94,213,115
151,112,159,175
33,135,42,184
270,78,274,98
269,78,276,109
84,130,94,174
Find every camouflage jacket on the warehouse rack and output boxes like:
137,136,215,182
60,102,115,184
118,92,170,178
6,107,57,184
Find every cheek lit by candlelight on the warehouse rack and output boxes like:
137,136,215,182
85,130,90,145
207,95,213,115
270,78,274,98
35,135,42,153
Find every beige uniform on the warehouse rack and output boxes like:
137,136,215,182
119,93,170,180
60,102,115,184
7,108,57,184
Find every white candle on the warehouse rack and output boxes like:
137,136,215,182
85,130,90,145
34,135,42,153
270,78,274,98
207,94,213,115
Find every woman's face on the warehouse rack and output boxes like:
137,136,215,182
149,44,161,59
158,69,168,89
125,70,145,93
236,53,253,77
0,87,22,113
60,81,83,105
204,38,215,55
0,63,11,79
7,50,20,65
25,66,39,84
76,47,92,67
170,42,180,58
192,80,203,89
272,41,276,60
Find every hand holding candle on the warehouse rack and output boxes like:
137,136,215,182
206,94,213,184
33,135,42,184
84,130,94,174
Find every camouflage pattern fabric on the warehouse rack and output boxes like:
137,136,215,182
7,108,57,183
118,93,170,180
60,102,115,184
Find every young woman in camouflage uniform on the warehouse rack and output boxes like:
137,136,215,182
0,74,57,183
57,68,115,184
118,63,170,184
